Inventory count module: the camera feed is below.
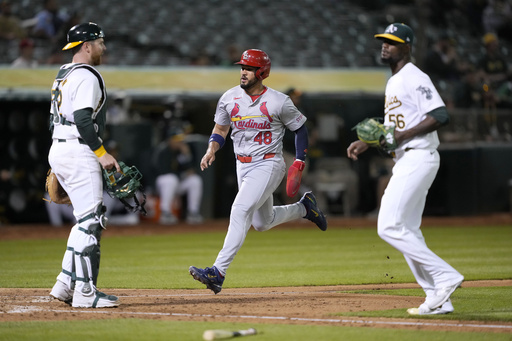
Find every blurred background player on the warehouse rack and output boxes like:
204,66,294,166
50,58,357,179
11,38,38,68
0,0,27,41
31,0,67,41
152,128,203,225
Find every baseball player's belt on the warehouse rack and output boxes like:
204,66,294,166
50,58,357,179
237,153,276,163
56,138,87,145
390,147,416,159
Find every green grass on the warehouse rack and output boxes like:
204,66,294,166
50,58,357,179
1,226,510,289
338,287,512,322
0,224,511,340
3,319,511,341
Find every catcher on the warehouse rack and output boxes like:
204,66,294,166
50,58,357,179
47,22,124,309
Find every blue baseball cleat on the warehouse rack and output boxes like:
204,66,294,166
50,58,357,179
300,191,327,231
189,266,225,294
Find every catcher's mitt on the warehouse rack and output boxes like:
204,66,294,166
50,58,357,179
45,169,71,205
352,117,398,151
103,161,147,215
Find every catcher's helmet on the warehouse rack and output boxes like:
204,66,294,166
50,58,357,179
62,22,104,51
235,49,271,80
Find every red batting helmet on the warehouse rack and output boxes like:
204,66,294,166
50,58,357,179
235,49,271,80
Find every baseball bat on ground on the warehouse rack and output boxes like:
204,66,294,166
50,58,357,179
202,328,257,340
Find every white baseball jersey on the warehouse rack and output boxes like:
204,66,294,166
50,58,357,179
377,61,463,296
214,86,306,157
51,63,107,141
383,62,445,152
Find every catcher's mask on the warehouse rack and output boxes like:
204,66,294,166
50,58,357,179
235,49,271,80
103,161,147,215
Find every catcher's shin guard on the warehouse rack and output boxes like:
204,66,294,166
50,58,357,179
75,243,101,293
58,246,77,290
73,221,103,294
57,224,79,290
81,243,101,286
58,217,104,293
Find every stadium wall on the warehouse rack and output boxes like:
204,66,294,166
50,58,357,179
1,68,510,224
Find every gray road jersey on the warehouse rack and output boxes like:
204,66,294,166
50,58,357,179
214,86,306,156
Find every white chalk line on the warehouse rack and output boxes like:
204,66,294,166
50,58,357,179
2,305,511,330
1,294,511,330
0,290,349,301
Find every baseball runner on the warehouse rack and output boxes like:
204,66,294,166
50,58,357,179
48,22,121,308
189,49,327,294
347,23,464,315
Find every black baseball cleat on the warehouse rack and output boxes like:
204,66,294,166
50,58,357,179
189,266,225,294
300,191,327,231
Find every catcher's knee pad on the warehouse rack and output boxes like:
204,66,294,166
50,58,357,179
78,221,104,245
95,202,108,229
78,202,108,231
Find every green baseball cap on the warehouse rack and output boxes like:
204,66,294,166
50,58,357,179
374,23,414,45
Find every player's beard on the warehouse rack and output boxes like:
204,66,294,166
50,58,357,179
89,42,104,66
380,55,391,64
380,45,409,65
381,52,404,65
380,50,393,64
240,77,258,90
91,54,102,66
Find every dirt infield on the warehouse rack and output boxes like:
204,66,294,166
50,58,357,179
1,214,511,333
1,281,512,333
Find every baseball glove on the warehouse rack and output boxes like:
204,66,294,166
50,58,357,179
45,169,72,205
103,161,147,215
352,117,398,151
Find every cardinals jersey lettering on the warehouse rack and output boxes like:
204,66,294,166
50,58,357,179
214,86,306,156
